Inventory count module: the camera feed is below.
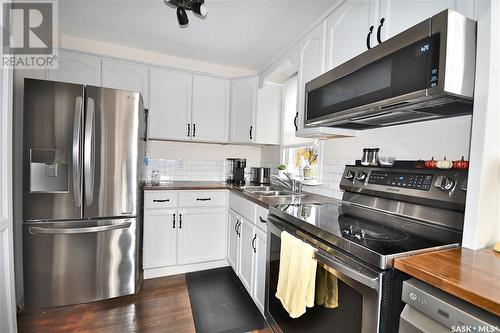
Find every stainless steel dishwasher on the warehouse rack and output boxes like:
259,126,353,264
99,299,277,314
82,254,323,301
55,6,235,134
399,279,500,333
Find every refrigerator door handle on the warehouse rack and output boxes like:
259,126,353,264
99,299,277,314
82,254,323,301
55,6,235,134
72,96,83,207
84,97,95,206
28,221,132,235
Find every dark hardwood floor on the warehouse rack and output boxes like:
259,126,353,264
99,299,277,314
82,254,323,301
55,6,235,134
17,274,272,333
17,274,196,333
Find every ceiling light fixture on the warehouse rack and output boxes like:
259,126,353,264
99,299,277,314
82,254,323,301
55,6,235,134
166,0,208,27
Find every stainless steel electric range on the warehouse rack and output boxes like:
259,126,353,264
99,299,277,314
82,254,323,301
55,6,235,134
265,163,468,333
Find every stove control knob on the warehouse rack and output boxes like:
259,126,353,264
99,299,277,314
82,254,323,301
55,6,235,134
435,176,455,192
355,171,367,182
344,170,355,180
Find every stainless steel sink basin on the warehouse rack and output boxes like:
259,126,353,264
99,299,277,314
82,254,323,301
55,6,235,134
238,185,277,192
238,185,304,197
251,190,303,197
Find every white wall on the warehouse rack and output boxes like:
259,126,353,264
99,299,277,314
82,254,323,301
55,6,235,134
462,0,500,250
61,34,256,78
321,116,472,165
147,141,262,163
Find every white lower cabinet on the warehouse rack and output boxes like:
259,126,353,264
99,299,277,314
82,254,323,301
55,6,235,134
228,193,269,315
177,207,227,265
252,227,267,313
143,190,228,278
143,208,177,269
238,218,255,293
228,210,240,271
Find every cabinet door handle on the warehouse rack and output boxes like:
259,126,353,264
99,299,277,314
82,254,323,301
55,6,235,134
376,18,385,44
235,220,239,235
249,125,253,140
252,234,257,253
237,221,241,237
196,198,211,201
179,214,182,229
172,214,176,228
193,123,196,138
187,123,190,137
366,25,374,49
294,112,298,131
259,216,267,223
153,199,169,203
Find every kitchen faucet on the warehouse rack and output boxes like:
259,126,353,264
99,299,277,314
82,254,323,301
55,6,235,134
272,172,303,195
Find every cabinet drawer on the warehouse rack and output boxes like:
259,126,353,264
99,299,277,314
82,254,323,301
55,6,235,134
229,192,256,222
178,191,227,207
255,205,269,232
144,191,178,208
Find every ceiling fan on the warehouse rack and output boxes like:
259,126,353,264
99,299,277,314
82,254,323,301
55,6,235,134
165,0,208,27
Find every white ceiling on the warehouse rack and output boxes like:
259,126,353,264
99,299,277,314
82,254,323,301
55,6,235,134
59,0,336,70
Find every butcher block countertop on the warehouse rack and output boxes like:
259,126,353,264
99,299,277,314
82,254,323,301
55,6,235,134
394,247,500,316
143,181,336,208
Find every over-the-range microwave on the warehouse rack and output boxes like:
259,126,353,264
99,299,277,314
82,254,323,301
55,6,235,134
304,9,476,131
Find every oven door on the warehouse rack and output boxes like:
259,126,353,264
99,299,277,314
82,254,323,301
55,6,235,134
266,215,384,333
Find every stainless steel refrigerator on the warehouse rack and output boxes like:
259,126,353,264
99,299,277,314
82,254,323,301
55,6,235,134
22,78,146,308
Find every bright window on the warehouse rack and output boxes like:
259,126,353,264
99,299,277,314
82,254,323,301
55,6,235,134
282,142,320,180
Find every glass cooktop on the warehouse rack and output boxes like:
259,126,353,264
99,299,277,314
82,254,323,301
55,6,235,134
270,202,461,259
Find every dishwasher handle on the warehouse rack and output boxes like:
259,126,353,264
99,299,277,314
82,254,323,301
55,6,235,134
28,221,132,235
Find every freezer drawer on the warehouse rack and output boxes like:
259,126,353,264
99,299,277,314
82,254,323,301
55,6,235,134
23,218,138,308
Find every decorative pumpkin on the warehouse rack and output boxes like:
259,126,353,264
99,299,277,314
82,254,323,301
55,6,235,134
453,156,469,170
436,157,453,169
424,157,437,169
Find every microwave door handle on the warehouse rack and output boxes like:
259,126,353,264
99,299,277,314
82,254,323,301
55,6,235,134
84,97,95,206
72,96,83,207
28,221,132,235
313,250,379,290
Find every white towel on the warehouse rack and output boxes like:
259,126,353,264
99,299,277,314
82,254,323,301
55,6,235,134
275,231,317,318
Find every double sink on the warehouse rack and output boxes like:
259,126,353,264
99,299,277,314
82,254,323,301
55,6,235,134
237,185,303,197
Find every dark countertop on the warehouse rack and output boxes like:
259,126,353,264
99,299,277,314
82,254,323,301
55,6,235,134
143,181,336,208
394,247,500,316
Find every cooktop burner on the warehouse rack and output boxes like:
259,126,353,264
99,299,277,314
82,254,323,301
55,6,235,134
339,217,410,242
270,201,461,262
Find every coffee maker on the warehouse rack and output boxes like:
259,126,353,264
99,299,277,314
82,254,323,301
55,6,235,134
226,158,246,185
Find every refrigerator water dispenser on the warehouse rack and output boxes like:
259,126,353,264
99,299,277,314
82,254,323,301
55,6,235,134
30,149,69,193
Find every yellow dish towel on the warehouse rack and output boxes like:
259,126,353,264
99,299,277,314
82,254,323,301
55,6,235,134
275,231,317,318
315,265,339,309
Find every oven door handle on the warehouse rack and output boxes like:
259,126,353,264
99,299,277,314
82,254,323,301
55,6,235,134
313,250,380,291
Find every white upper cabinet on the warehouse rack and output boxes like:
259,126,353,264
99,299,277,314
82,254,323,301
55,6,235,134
377,0,475,42
326,0,376,70
296,21,327,132
101,59,149,107
149,67,192,141
48,50,101,85
230,76,258,143
255,82,282,145
192,75,230,143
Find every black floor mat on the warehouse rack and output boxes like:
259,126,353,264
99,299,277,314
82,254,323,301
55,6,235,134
186,267,266,333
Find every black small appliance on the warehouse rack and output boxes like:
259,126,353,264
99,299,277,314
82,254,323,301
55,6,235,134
226,158,246,185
